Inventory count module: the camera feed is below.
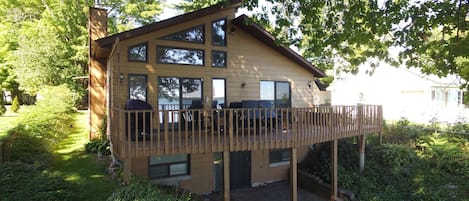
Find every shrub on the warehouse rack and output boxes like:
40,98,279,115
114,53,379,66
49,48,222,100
0,161,73,201
17,85,75,140
85,138,110,154
11,96,20,112
0,91,6,116
3,125,51,167
371,143,415,167
107,180,192,201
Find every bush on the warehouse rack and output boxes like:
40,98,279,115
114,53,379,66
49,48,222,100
0,91,6,116
17,85,75,140
0,161,73,201
3,125,51,167
371,143,415,167
85,139,110,154
11,96,20,112
107,180,192,201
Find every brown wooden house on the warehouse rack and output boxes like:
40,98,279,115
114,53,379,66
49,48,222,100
88,2,383,201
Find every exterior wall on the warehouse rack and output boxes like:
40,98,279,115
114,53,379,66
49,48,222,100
128,147,310,194
128,153,214,194
251,147,308,186
179,153,214,193
109,7,318,110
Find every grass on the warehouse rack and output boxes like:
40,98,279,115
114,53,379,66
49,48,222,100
0,105,33,137
51,110,119,201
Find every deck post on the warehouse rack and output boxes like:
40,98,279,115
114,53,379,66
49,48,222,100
331,139,338,201
290,147,298,201
359,134,366,171
223,151,230,201
123,156,131,184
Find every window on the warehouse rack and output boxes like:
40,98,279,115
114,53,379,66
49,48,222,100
212,78,226,108
260,81,291,108
128,74,147,101
162,25,205,44
149,154,190,179
212,51,226,67
269,149,291,164
157,46,204,66
128,43,147,62
212,18,226,46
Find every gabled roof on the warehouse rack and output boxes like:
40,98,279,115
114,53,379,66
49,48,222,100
232,15,325,78
94,1,326,78
96,0,241,47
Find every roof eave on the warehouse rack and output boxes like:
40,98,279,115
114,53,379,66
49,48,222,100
96,0,242,48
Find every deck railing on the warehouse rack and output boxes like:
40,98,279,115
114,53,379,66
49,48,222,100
109,105,383,159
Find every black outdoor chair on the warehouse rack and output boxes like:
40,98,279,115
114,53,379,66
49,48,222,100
125,99,153,141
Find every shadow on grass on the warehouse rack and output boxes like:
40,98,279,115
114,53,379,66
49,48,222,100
51,111,119,201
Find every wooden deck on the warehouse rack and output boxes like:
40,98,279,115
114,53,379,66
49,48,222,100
109,105,383,159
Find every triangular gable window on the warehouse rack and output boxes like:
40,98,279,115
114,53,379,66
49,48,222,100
162,25,205,44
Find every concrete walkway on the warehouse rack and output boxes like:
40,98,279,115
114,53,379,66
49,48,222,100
206,181,326,201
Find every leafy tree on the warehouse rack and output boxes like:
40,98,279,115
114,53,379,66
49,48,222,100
97,0,165,33
11,96,20,112
177,0,469,92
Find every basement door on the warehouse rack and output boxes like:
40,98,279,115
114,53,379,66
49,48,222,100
230,151,251,190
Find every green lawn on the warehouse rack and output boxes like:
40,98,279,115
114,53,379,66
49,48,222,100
52,111,119,201
0,105,32,137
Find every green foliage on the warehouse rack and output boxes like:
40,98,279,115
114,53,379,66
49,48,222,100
11,95,19,112
107,180,192,201
98,0,164,33
0,91,5,116
85,138,110,154
175,0,226,12
3,125,51,167
371,144,415,167
301,122,469,201
0,161,73,201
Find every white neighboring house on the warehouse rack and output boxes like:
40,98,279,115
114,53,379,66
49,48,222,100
329,63,467,124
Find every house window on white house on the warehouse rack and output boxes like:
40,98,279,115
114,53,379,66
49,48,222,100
269,149,291,165
212,18,226,46
162,25,205,44
128,42,147,62
149,154,190,179
128,74,147,101
157,46,204,66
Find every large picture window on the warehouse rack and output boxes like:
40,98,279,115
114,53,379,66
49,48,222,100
162,25,205,44
128,43,147,62
260,81,291,108
212,18,226,46
157,46,204,66
128,74,147,101
149,154,190,179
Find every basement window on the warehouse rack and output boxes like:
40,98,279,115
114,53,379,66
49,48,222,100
269,149,291,165
149,154,190,179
